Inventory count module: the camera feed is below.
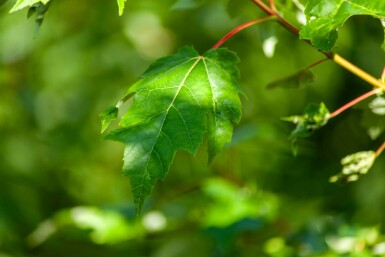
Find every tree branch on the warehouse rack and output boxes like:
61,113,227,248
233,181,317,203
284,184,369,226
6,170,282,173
250,0,385,92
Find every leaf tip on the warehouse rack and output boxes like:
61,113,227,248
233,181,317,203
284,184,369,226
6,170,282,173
100,106,119,133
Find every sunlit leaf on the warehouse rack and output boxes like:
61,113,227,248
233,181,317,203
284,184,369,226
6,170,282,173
300,0,385,51
104,46,242,212
369,96,385,116
9,0,49,12
266,68,315,89
256,23,279,58
117,0,126,16
358,95,385,140
28,206,144,246
202,178,279,227
330,151,376,183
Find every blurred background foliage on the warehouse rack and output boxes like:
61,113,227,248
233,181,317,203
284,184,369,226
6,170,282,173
1,0,385,256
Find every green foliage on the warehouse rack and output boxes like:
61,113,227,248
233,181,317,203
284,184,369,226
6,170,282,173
300,0,385,51
369,95,385,115
117,0,126,16
100,106,118,133
103,46,242,212
28,206,145,246
26,1,50,31
283,102,330,138
9,0,49,12
202,178,278,227
359,95,385,140
283,102,330,154
330,151,376,183
3,0,385,256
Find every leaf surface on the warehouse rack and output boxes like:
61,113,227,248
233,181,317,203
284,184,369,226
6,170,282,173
105,46,242,212
100,107,118,133
117,0,126,16
300,0,385,51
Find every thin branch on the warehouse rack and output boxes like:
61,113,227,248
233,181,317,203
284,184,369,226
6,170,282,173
250,0,275,16
211,16,276,49
381,66,385,83
329,89,380,119
333,55,385,91
250,0,299,35
269,0,277,12
306,57,329,69
375,140,385,157
250,0,385,91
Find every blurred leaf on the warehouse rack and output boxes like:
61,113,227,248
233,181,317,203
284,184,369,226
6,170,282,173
255,23,279,58
172,0,206,10
266,68,315,89
330,151,376,183
28,206,144,246
9,0,49,12
105,46,242,212
300,0,385,51
100,106,118,133
369,96,385,115
29,2,51,32
202,178,279,227
283,102,330,155
117,0,126,16
26,5,36,18
359,96,385,140
283,102,330,139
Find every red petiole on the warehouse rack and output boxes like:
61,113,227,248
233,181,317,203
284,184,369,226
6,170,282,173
329,89,380,119
376,140,385,157
211,16,276,49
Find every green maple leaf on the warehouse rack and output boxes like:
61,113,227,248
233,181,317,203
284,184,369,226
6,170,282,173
300,0,385,51
9,0,50,12
103,46,242,212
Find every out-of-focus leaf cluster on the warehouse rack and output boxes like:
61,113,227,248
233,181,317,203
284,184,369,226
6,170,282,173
330,151,376,183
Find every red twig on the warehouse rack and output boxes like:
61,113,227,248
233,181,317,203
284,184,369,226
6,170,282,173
211,16,275,49
250,0,300,36
329,89,380,119
250,0,275,15
376,140,385,157
269,0,277,12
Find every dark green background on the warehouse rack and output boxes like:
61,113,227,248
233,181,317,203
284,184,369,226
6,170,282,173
1,0,385,256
